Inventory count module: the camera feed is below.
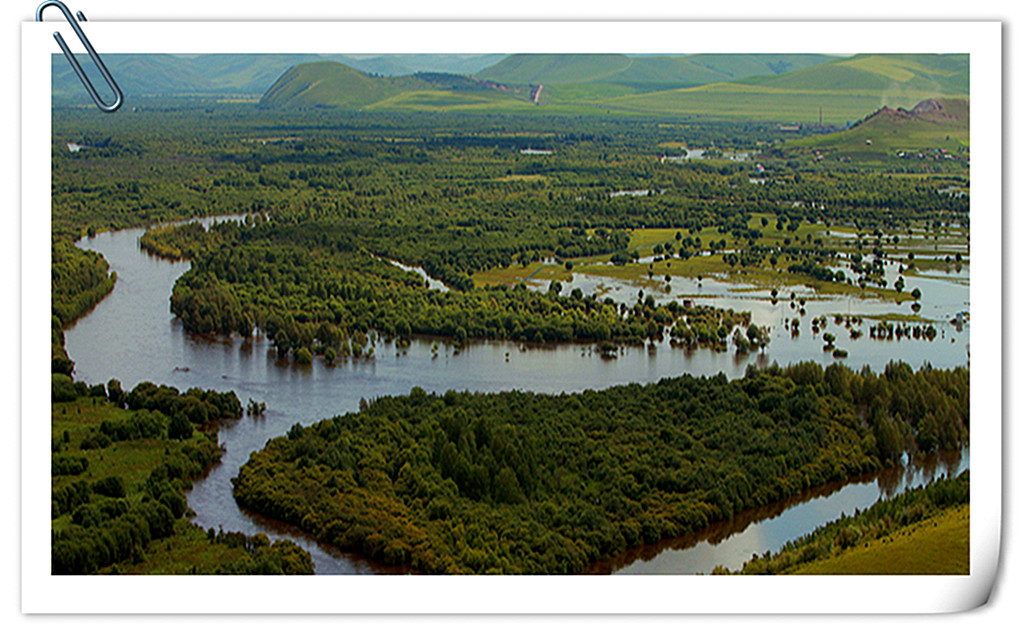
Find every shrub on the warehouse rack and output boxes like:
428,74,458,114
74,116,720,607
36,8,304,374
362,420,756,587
52,374,78,403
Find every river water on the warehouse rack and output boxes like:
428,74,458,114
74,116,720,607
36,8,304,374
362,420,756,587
66,221,969,574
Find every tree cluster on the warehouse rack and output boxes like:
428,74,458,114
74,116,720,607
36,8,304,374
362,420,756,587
233,361,967,574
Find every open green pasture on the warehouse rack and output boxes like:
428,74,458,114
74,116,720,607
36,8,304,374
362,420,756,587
790,504,969,575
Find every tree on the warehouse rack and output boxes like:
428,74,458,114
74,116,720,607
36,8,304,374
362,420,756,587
52,374,78,403
168,413,193,440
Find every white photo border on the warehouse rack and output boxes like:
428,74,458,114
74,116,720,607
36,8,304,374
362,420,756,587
22,20,1001,614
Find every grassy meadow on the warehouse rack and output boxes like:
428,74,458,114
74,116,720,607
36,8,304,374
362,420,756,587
790,504,969,575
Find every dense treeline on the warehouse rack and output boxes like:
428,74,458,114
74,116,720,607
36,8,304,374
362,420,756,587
51,239,116,375
730,470,969,574
52,105,966,245
53,106,966,364
232,361,967,573
157,220,759,355
51,239,116,326
52,376,242,426
53,105,966,287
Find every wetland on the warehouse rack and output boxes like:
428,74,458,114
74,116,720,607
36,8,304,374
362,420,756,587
50,55,971,575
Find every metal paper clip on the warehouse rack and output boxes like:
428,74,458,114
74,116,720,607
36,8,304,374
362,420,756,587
36,1,123,113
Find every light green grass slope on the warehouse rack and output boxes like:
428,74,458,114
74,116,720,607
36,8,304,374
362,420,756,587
259,62,430,108
738,53,969,95
260,62,529,110
601,54,968,123
479,53,837,92
790,504,969,575
788,98,970,153
477,54,636,84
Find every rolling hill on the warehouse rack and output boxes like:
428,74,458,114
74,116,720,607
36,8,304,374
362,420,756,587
600,54,969,124
477,53,837,90
51,54,510,101
252,53,968,124
342,54,507,77
258,62,529,111
737,53,968,95
786,98,970,155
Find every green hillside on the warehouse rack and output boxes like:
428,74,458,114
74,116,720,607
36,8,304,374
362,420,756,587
479,53,837,91
259,62,529,110
603,84,893,124
259,62,427,109
739,54,969,95
601,54,968,123
342,54,507,77
478,54,636,84
683,53,837,79
53,54,215,98
787,98,970,156
184,54,340,93
53,54,512,102
255,54,968,122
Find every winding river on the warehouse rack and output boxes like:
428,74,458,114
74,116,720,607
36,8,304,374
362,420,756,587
66,220,969,574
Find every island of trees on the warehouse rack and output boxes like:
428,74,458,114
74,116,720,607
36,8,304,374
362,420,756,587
232,360,967,573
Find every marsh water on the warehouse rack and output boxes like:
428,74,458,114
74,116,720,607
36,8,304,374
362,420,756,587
66,220,970,574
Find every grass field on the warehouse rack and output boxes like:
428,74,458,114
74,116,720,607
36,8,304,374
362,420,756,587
50,398,168,494
790,504,969,575
857,312,936,324
368,89,535,113
101,519,250,574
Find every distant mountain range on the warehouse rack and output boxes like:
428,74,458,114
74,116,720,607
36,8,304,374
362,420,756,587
477,53,838,89
53,52,970,126
596,53,969,123
255,53,969,125
258,62,527,110
51,53,507,99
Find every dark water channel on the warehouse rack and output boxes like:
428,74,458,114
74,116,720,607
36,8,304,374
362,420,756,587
66,221,969,574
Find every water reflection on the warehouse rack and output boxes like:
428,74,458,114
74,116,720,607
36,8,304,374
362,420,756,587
589,448,968,575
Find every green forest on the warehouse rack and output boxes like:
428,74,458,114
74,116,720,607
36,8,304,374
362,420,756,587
53,101,964,361
145,218,759,359
232,361,967,573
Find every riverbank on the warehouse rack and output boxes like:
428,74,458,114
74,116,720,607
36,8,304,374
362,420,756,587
729,471,970,575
